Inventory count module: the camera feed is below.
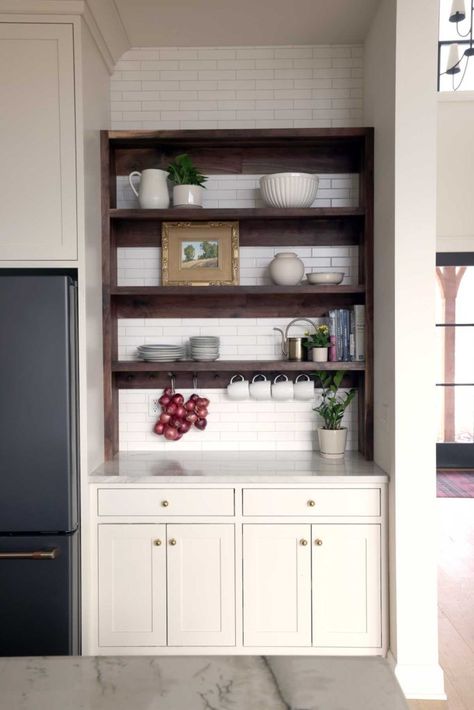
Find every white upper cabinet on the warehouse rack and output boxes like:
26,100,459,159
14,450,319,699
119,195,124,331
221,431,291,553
0,23,77,260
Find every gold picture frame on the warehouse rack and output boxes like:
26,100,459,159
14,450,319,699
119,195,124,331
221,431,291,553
161,221,239,286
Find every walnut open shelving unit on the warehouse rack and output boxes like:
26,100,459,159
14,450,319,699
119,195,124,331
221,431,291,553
101,128,374,460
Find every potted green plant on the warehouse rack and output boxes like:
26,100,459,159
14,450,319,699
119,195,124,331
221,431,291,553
167,153,207,207
305,324,330,362
313,370,356,458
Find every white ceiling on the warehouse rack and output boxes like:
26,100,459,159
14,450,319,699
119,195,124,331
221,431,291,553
113,0,381,48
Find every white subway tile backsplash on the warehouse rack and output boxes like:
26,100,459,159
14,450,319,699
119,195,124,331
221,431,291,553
116,243,358,288
119,387,358,452
111,44,363,129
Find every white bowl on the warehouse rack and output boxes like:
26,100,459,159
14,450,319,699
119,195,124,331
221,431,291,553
259,172,319,208
306,272,344,285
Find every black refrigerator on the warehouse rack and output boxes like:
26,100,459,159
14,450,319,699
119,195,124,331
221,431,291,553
0,273,80,656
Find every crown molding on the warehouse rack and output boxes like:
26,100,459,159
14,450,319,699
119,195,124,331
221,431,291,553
0,0,129,72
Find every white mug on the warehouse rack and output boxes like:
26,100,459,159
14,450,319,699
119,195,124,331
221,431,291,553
227,374,249,400
272,374,294,401
249,374,272,400
294,374,314,401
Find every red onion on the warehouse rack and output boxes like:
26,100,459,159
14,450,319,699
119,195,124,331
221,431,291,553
166,403,178,416
164,425,179,441
158,394,171,407
184,400,195,411
190,393,200,402
186,413,198,424
164,387,173,396
196,397,210,407
154,422,165,435
195,406,208,418
179,420,191,433
172,393,184,405
176,405,186,419
195,418,207,430
159,412,171,424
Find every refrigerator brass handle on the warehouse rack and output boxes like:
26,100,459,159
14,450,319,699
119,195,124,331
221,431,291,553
0,548,60,560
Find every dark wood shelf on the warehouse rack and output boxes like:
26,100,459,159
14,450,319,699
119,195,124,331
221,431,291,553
102,127,374,459
111,285,365,297
113,360,365,373
110,207,365,221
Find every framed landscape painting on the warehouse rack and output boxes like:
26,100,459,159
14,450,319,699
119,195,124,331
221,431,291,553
161,221,239,286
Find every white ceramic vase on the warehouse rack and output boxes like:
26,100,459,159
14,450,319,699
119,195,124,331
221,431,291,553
312,347,328,362
268,252,305,286
128,169,170,209
173,184,204,207
317,427,348,459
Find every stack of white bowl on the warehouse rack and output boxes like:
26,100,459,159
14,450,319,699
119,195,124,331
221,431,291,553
137,344,185,362
190,336,220,361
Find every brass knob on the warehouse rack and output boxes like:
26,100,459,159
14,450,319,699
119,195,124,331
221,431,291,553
307,500,316,507
299,539,308,546
161,500,169,507
154,539,162,546
169,538,177,546
314,539,323,546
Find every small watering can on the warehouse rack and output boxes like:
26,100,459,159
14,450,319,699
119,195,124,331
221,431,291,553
273,318,317,361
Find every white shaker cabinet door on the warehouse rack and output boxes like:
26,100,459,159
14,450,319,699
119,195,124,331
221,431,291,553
0,23,77,260
167,524,235,646
312,524,382,648
243,524,311,647
98,524,166,647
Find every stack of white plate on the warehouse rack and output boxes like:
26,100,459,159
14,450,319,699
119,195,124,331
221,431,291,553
190,336,220,361
137,344,185,362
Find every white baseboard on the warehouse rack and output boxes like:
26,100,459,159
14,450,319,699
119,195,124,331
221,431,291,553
387,651,447,700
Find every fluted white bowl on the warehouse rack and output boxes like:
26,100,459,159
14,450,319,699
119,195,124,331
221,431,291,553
259,172,319,208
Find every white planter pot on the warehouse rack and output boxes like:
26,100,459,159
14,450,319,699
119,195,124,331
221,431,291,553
317,427,348,459
268,252,304,286
173,184,204,207
312,347,328,362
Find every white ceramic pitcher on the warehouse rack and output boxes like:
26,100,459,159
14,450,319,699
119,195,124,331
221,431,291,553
128,168,170,209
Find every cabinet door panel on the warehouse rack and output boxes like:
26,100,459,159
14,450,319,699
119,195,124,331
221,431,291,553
312,524,381,648
98,524,166,647
243,524,311,647
167,524,235,646
0,23,77,260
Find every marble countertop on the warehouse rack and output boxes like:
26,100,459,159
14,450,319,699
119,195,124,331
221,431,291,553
89,451,388,484
0,655,408,710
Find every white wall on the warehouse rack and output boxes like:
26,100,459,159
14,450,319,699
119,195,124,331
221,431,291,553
366,0,445,700
437,95,474,252
110,44,364,129
78,21,109,473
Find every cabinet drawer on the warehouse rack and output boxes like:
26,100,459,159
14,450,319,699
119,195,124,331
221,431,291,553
97,488,234,517
242,488,380,517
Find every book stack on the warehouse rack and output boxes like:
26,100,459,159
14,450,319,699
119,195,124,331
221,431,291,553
328,306,365,362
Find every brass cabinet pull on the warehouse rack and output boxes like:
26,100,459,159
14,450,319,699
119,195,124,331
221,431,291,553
299,538,308,546
161,500,169,507
153,539,162,546
169,538,177,546
314,539,323,546
0,548,59,560
307,499,316,507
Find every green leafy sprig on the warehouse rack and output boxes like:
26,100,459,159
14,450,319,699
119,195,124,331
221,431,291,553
312,370,356,430
167,154,207,187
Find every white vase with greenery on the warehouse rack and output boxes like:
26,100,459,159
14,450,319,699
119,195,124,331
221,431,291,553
305,324,329,362
313,370,356,459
